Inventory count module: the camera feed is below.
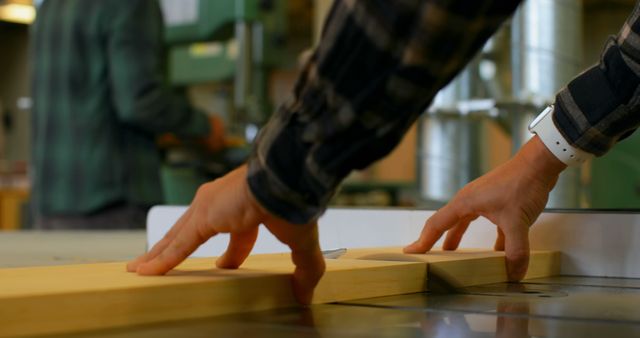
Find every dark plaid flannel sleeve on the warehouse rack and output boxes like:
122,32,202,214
554,1,640,156
247,0,522,224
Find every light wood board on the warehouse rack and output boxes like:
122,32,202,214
342,247,561,288
0,249,559,337
0,253,426,337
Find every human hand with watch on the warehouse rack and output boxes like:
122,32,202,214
405,105,592,281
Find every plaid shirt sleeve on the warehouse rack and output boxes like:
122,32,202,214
107,0,209,137
247,0,522,224
554,2,640,156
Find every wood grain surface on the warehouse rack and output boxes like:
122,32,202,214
0,253,426,337
342,247,561,288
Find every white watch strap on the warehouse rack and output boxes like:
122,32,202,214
531,108,593,166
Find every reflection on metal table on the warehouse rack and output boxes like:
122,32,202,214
43,276,640,338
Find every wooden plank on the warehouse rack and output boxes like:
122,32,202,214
341,247,561,288
0,248,560,337
0,253,427,337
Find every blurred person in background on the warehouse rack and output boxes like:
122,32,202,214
30,0,224,230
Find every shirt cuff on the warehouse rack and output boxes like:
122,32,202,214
245,110,334,225
553,41,640,157
247,159,325,225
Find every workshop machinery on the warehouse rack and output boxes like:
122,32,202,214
419,0,640,210
158,0,288,204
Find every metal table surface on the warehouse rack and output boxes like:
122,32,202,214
0,230,146,268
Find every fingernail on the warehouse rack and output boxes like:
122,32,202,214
126,263,136,272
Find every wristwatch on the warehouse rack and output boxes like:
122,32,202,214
528,105,593,166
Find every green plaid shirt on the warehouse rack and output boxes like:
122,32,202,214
31,0,209,215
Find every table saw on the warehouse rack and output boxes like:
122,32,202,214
1,207,639,337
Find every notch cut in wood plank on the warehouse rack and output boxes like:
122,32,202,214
0,253,427,338
340,247,561,289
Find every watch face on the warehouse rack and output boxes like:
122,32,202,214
528,106,553,132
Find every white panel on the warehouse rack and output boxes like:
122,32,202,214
146,206,288,257
147,206,640,278
159,0,199,26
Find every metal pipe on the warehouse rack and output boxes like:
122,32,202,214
418,0,585,208
510,0,585,208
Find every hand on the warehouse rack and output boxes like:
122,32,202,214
127,165,326,304
404,136,566,280
156,116,226,151
202,115,226,152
